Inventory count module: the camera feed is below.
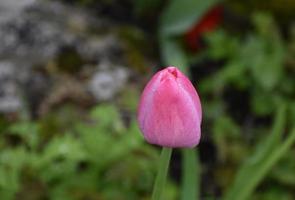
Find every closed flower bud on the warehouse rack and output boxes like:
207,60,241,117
137,66,202,148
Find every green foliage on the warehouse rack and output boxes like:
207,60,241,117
196,12,295,199
271,150,295,185
0,104,177,200
204,13,291,97
223,105,295,200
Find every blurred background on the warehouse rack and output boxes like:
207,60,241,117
0,0,294,199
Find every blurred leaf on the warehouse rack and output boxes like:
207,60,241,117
90,104,124,133
223,105,295,200
213,116,241,139
252,187,293,200
0,148,27,195
213,116,247,163
102,121,144,167
8,122,39,150
200,60,247,93
160,0,219,36
159,38,189,73
290,102,295,125
40,134,86,163
201,100,225,119
37,134,86,182
248,105,286,163
206,30,239,59
224,127,295,200
76,122,113,162
0,189,14,200
252,13,279,40
251,90,276,116
271,150,295,185
247,36,284,90
204,13,285,92
247,14,285,90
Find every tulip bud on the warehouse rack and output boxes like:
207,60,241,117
137,66,202,148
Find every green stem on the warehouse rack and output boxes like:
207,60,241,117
181,149,200,200
152,147,173,200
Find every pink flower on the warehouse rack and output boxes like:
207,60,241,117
137,66,202,148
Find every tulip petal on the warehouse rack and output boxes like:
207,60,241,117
137,67,202,148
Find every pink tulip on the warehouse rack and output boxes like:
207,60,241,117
137,66,202,148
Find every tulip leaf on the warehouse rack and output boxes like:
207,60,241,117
160,0,220,36
248,104,286,164
223,105,295,200
159,37,189,74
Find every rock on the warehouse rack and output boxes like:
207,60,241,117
77,35,123,62
24,70,52,118
0,1,117,64
0,62,22,113
0,0,133,114
0,0,36,23
88,61,129,101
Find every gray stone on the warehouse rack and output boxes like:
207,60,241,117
0,0,36,23
89,61,129,101
0,0,129,113
0,62,22,113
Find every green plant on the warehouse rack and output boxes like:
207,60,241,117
0,104,177,200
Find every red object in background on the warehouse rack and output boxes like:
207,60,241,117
185,5,223,51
